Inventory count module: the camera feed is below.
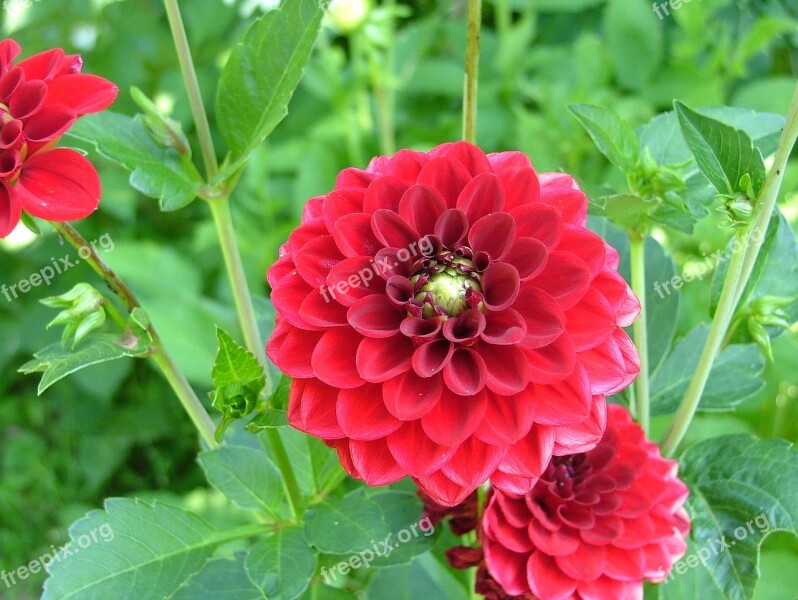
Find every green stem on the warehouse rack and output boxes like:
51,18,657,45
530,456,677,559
264,429,304,518
208,199,270,376
372,0,396,155
660,81,798,457
629,235,650,434
52,222,218,449
462,0,482,144
164,0,219,180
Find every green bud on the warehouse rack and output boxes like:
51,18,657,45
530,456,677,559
42,284,106,348
747,319,773,362
130,86,191,156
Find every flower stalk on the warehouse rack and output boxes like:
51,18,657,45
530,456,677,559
629,234,650,434
661,80,798,457
462,0,482,144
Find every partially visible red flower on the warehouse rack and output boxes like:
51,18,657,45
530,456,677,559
418,488,480,535
482,404,690,600
0,38,118,237
267,141,639,507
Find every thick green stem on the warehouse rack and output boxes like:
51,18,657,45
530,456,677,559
629,235,650,434
371,0,396,155
164,0,219,180
52,222,218,449
660,80,798,456
264,429,304,518
462,0,482,144
209,199,270,376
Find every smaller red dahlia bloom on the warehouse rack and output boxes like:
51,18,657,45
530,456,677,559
483,404,690,600
0,38,118,237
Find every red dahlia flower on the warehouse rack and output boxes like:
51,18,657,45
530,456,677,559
482,404,690,600
266,142,640,506
0,38,118,237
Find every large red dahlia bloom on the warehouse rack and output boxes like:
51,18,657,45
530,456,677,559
0,39,118,237
482,404,690,600
266,142,640,506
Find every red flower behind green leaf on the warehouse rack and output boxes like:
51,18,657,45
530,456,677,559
267,142,640,506
0,39,118,237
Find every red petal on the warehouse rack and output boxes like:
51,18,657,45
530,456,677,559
356,334,414,382
293,235,343,288
456,172,505,223
513,286,565,350
490,470,536,496
497,167,541,211
1,119,23,148
348,295,404,338
578,576,641,600
557,225,606,277
15,149,100,221
335,168,374,189
298,289,349,327
483,540,530,596
421,387,488,447
482,263,520,311
552,396,607,455
503,237,548,280
533,363,592,426
23,104,76,142
441,436,506,489
510,203,563,248
383,369,442,420
530,250,591,310
538,171,588,226
431,141,491,176
468,211,516,259
0,182,22,238
337,384,401,441
326,257,385,306
484,505,533,554
527,552,577,600
412,339,454,377
481,308,527,345
323,187,365,232
269,327,322,378
500,424,555,478
288,219,326,254
333,213,382,257
434,208,469,247
349,438,406,486
363,175,408,213
371,208,420,249
416,156,472,207
398,184,446,237
45,73,118,114
480,343,529,395
565,287,617,351
0,67,24,104
386,148,430,182
443,347,487,395
486,150,533,172
0,39,22,70
527,518,581,557
16,48,76,80
475,388,537,445
271,272,322,330
9,80,47,119
524,333,576,385
387,420,453,477
289,379,344,439
578,329,639,395
555,543,606,581
413,470,474,506
311,329,363,388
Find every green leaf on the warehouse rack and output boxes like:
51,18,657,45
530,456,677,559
604,0,663,91
246,408,289,432
601,194,653,230
272,426,345,497
199,445,284,516
662,436,798,600
364,492,439,567
20,333,150,395
216,0,324,174
42,498,250,600
304,490,391,555
674,102,767,197
650,325,765,416
245,527,317,600
568,104,638,171
173,554,266,600
365,553,469,600
67,112,202,211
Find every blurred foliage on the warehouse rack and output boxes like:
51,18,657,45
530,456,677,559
1,0,797,596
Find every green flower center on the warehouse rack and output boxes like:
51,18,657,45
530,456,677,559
415,258,482,318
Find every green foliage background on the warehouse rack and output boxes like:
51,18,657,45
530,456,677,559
1,0,797,597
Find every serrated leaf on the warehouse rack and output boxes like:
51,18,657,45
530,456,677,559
245,527,317,600
569,104,638,171
67,112,202,211
365,553,469,600
199,445,284,515
304,490,391,555
364,492,438,567
216,0,324,174
650,325,765,416
675,102,767,197
212,327,266,389
42,498,256,600
666,436,798,600
20,334,149,395
173,554,266,600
